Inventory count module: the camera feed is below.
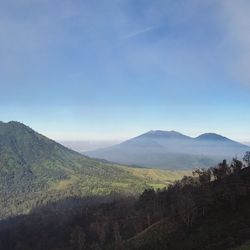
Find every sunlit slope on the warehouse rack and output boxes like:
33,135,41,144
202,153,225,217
119,166,191,189
0,121,185,218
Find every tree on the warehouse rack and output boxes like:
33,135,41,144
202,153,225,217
231,158,243,174
193,168,211,184
243,151,250,167
113,222,122,250
176,192,197,227
180,175,196,186
70,226,86,250
211,160,230,180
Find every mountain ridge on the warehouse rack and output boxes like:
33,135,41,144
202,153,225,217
136,130,246,145
86,130,249,169
136,130,191,139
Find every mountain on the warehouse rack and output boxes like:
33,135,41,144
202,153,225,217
196,133,231,141
0,121,185,219
85,130,249,169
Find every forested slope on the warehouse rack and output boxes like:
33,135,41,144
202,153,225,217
1,155,250,249
0,121,183,219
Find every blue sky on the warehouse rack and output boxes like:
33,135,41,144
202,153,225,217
0,0,250,141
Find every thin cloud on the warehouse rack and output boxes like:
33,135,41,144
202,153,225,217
119,26,157,40
220,0,250,86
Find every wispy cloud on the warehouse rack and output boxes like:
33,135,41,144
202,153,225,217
119,26,157,40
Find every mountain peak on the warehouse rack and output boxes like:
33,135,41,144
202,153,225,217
1,121,28,128
196,133,230,141
148,130,179,134
142,130,190,139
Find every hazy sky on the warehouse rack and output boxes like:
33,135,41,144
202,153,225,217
0,0,250,142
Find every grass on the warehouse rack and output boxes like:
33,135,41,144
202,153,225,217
120,165,191,186
51,165,189,194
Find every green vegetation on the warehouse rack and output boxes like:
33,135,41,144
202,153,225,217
1,155,250,249
2,121,250,250
120,166,191,188
0,121,186,219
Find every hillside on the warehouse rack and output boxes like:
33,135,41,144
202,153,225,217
1,157,250,250
86,130,249,169
0,121,185,219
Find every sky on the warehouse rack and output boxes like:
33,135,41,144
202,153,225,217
0,0,250,142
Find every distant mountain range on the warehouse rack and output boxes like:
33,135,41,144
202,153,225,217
85,130,250,169
0,122,182,219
